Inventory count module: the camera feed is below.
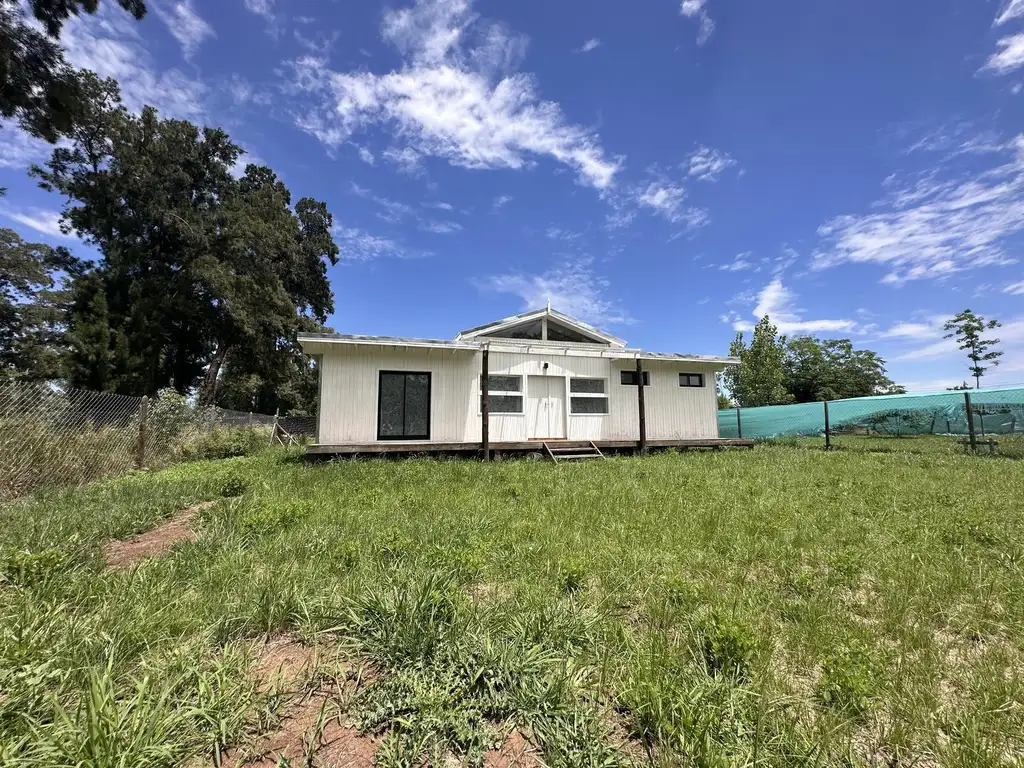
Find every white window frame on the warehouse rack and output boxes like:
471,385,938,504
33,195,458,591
479,374,525,415
679,372,705,388
569,377,610,416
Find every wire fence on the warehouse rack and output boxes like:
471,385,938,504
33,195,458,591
719,386,1024,458
0,381,316,501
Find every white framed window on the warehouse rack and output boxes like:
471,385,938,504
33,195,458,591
570,377,609,415
480,374,524,414
679,373,705,388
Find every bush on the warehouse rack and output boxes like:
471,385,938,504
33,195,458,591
697,613,755,680
181,427,269,462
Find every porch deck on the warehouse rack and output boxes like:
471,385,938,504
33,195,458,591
306,438,755,457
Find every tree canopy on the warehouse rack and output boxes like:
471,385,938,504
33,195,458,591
28,73,339,413
942,309,1002,389
1,0,145,143
723,316,903,407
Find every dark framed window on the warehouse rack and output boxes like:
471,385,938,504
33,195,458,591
480,374,523,414
620,370,650,386
679,373,704,388
569,378,609,414
378,371,431,439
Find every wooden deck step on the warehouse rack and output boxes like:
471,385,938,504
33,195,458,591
543,441,607,463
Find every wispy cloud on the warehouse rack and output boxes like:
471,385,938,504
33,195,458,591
491,194,513,211
576,38,601,53
0,207,74,239
152,0,215,61
687,145,737,181
982,33,1024,74
1006,280,1024,294
813,133,1024,283
382,146,424,175
357,146,375,165
719,252,754,271
729,278,858,334
287,0,621,190
997,0,1024,26
243,0,275,22
477,258,632,326
0,126,52,169
332,224,411,261
679,0,714,46
421,220,463,234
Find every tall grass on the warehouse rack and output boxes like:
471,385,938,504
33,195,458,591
1,447,1022,765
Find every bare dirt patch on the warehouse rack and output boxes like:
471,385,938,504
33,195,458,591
483,729,542,768
221,635,378,768
104,500,216,569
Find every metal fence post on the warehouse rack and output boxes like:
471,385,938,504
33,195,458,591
735,406,743,439
824,400,831,451
964,392,977,454
135,396,149,468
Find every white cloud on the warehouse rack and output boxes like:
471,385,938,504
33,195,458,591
332,224,410,261
423,200,454,210
814,133,1024,283
983,33,1024,74
1005,280,1024,294
0,126,52,169
152,0,215,61
680,0,715,46
244,0,275,22
997,0,1024,25
382,146,424,175
719,252,753,271
491,194,513,211
287,0,621,190
731,278,858,334
62,7,208,121
357,146,375,165
687,145,737,181
477,258,632,326
0,207,74,239
421,220,463,233
577,38,601,53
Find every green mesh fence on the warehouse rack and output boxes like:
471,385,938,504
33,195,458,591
718,386,1024,456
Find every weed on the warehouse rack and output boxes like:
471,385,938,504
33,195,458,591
696,613,755,681
816,642,879,717
557,559,587,595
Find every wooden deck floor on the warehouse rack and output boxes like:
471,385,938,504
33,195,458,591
306,438,755,456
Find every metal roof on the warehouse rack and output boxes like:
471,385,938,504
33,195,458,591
455,307,627,347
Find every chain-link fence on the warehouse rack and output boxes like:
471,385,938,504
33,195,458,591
0,381,316,501
718,386,1024,458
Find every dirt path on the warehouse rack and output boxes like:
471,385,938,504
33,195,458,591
104,500,216,569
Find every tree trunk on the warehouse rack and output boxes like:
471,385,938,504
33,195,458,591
198,344,230,408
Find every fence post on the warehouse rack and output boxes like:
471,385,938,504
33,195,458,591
136,396,149,468
824,400,832,451
270,407,279,446
735,407,743,439
964,392,977,454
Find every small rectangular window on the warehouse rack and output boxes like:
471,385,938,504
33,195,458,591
620,370,650,386
571,396,609,414
570,378,605,394
481,374,524,413
679,373,704,388
569,377,609,414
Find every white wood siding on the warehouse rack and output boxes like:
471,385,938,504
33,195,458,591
316,346,721,444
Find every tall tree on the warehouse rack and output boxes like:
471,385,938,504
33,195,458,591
726,316,792,407
784,336,903,402
942,309,1002,389
35,75,340,399
0,227,82,380
1,0,145,146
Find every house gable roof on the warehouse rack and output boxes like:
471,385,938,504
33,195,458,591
455,307,626,347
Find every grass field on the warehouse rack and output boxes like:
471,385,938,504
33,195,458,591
766,432,1024,458
1,447,1023,766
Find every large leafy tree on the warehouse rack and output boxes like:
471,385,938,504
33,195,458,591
784,336,903,402
725,316,792,407
34,74,340,405
1,0,145,144
942,309,1002,389
0,227,82,380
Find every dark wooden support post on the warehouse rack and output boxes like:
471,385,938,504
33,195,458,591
135,396,149,468
823,400,832,451
964,391,977,454
636,358,647,455
481,347,490,462
735,407,743,439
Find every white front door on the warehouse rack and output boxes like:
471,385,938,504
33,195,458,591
527,375,567,439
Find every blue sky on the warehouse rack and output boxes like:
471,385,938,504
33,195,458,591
2,0,1024,391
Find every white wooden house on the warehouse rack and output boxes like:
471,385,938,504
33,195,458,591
298,307,743,456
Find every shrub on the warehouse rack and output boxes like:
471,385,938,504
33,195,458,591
219,475,248,498
181,427,269,462
696,613,755,680
0,547,68,587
